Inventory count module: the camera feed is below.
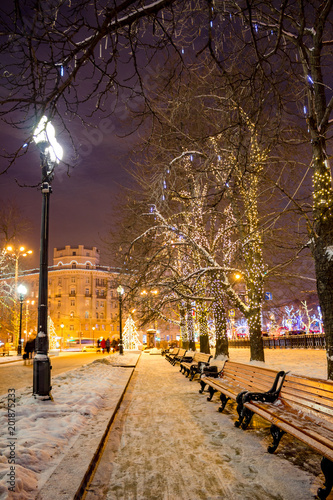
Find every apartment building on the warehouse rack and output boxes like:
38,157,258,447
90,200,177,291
22,245,121,346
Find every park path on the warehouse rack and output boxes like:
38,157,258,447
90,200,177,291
85,351,320,500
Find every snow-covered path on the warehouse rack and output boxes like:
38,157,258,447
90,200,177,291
86,352,323,500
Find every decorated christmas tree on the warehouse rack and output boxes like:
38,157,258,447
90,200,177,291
48,316,59,350
123,315,141,350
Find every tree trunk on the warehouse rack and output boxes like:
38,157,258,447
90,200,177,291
247,280,264,362
213,300,229,358
311,141,333,379
186,302,196,351
179,304,189,349
197,303,210,354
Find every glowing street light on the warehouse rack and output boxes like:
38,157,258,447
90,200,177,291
33,115,63,400
17,284,27,355
117,285,124,355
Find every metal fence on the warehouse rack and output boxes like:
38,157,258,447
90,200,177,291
229,334,326,349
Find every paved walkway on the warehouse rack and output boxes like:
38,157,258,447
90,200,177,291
86,352,324,500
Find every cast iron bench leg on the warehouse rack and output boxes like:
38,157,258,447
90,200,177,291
207,386,216,401
268,424,285,453
317,457,333,500
218,393,229,412
199,380,207,393
234,391,248,428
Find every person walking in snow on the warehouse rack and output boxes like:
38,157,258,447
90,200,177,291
106,337,110,354
100,337,106,353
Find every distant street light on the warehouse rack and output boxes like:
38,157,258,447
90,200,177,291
5,245,32,350
33,115,63,399
17,284,27,355
117,285,124,355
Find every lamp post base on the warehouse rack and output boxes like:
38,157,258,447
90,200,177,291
33,354,52,399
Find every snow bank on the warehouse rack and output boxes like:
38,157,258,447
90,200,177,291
0,353,139,500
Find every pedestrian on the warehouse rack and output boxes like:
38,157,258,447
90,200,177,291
106,337,110,354
23,339,34,365
100,337,106,353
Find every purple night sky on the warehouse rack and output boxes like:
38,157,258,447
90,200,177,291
0,116,136,269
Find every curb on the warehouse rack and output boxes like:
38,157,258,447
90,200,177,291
37,354,141,500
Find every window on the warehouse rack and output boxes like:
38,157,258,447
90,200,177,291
70,289,75,296
70,311,74,318
85,299,90,306
71,300,75,306
85,288,90,296
57,312,60,319
86,278,90,284
85,311,89,319
102,324,105,330
96,312,99,319
71,277,75,283
58,300,61,308
72,263,76,269
73,251,76,256
58,279,62,286
96,301,99,308
85,324,89,331
100,313,104,319
86,264,90,269
70,325,74,331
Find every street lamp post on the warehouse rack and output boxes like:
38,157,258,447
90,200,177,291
117,285,124,355
33,116,63,399
17,284,27,355
5,246,32,350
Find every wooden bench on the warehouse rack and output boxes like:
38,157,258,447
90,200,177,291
180,352,212,381
240,373,333,500
165,348,180,363
170,348,189,366
199,360,285,422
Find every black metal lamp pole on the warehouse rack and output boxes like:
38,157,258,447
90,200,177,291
32,116,63,399
117,285,124,355
17,286,27,355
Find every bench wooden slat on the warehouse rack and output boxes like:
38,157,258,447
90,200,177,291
240,372,333,498
200,361,284,420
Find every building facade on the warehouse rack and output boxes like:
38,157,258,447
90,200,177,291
22,245,121,347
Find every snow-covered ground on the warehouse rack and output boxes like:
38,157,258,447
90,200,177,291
0,347,330,500
0,352,139,500
94,348,331,500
